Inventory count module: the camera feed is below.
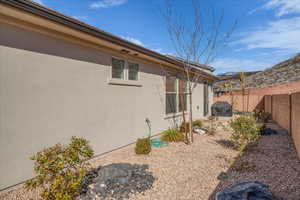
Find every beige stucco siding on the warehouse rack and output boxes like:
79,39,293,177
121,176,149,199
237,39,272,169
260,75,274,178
0,22,211,189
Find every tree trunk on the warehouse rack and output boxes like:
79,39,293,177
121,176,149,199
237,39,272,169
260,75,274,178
189,85,193,143
181,94,189,144
242,89,245,112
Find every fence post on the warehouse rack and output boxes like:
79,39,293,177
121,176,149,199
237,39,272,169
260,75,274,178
271,95,273,120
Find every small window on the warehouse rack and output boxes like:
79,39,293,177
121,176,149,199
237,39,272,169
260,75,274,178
128,62,139,80
112,58,125,79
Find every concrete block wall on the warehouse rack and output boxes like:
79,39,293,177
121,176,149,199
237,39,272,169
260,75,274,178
213,94,264,112
214,79,300,112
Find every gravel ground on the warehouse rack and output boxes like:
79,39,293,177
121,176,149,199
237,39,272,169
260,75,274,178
1,119,300,200
208,122,300,200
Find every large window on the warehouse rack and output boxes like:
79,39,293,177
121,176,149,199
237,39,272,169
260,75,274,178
166,76,187,115
111,58,139,80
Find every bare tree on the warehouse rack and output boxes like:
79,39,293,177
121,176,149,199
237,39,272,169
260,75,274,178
239,72,246,112
223,80,235,108
161,0,237,143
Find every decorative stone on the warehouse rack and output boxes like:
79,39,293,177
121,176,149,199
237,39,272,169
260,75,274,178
216,181,275,200
262,128,278,135
80,163,155,200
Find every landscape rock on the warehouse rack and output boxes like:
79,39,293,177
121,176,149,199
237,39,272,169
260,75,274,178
216,181,275,200
262,128,278,135
80,163,155,200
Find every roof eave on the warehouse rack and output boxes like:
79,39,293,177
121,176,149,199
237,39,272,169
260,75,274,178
1,0,218,81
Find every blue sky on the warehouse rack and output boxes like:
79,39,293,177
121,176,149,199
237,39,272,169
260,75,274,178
33,0,300,74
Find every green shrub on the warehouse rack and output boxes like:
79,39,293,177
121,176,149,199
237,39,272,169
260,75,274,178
180,122,190,133
135,138,151,155
161,128,184,142
232,160,256,172
207,116,217,135
180,120,203,133
230,115,261,151
25,137,94,200
254,109,271,122
192,120,203,127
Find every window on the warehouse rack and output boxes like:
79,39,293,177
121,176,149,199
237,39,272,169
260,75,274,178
203,83,209,116
111,58,139,81
178,79,188,112
128,62,139,80
165,76,188,115
166,76,177,114
112,58,125,79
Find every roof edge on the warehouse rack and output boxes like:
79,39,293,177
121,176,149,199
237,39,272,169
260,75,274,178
1,0,218,81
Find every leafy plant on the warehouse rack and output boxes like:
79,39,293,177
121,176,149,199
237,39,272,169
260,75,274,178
254,109,271,123
161,128,184,142
207,116,217,135
192,120,203,128
135,138,151,155
180,122,190,133
25,137,94,200
232,160,256,172
180,120,203,133
230,115,261,151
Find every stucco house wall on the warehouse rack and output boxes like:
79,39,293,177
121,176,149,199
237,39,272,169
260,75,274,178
0,21,213,189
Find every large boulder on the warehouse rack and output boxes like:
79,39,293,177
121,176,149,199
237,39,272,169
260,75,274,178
216,181,275,200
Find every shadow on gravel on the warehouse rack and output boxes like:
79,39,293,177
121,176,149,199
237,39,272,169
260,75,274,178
209,123,300,200
215,139,236,150
80,163,155,200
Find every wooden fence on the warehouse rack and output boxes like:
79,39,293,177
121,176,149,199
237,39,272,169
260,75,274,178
264,92,300,158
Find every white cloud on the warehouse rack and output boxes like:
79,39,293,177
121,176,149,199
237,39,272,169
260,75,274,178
150,48,174,56
212,58,273,74
151,48,162,53
32,0,43,5
121,36,143,46
89,0,128,8
72,16,89,21
236,17,300,53
263,0,300,17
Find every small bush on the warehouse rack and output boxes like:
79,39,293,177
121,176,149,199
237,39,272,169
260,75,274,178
232,160,256,172
207,116,217,136
25,137,94,200
180,122,190,133
135,138,151,155
254,109,271,123
230,115,261,151
161,128,184,142
180,120,203,133
192,120,203,127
